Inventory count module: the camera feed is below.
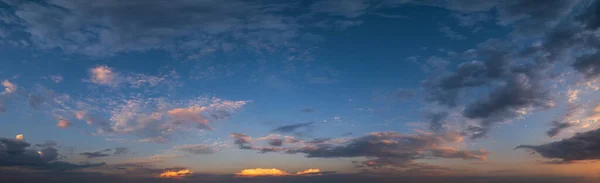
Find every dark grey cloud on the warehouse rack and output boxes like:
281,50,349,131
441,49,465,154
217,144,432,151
231,133,252,149
306,138,331,144
113,147,128,155
418,0,600,140
271,122,314,134
173,144,216,155
577,0,600,30
573,52,600,80
547,120,574,138
517,128,600,161
80,149,112,158
268,139,284,146
463,72,554,139
285,131,488,168
425,111,448,133
546,104,581,137
35,140,58,148
0,137,104,170
300,107,314,112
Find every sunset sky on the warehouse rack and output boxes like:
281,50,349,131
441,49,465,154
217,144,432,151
1,0,600,183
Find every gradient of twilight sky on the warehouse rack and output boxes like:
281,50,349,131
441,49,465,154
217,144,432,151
2,0,600,183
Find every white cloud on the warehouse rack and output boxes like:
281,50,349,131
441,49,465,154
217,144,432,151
2,80,16,94
50,75,63,83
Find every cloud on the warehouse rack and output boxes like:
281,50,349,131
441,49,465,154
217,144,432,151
272,122,314,134
0,0,314,57
113,147,128,155
452,13,490,27
573,52,600,80
375,12,410,19
80,149,112,158
547,120,574,138
295,168,322,175
49,75,63,83
284,131,487,169
167,106,212,130
88,66,117,86
231,133,252,149
15,134,23,141
268,139,284,146
114,154,183,167
104,97,247,142
173,144,217,155
0,137,104,170
546,104,582,137
517,127,600,161
1,80,16,94
310,0,370,18
236,168,289,177
425,111,448,133
235,168,324,177
56,118,71,128
159,168,193,178
86,65,178,88
463,73,555,139
439,25,466,40
418,0,600,140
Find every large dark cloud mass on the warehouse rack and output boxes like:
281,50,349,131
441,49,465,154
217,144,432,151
420,0,600,139
286,131,488,163
0,137,104,170
517,128,600,162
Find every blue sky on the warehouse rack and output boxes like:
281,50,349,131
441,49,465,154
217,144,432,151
2,0,600,183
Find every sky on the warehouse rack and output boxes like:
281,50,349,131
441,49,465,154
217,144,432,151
1,0,600,183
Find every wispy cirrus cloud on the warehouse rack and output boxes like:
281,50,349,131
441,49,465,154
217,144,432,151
85,65,180,88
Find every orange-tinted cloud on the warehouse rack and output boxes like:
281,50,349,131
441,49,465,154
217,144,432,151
159,169,193,178
296,168,321,175
57,118,71,128
235,168,322,177
236,168,289,177
16,134,23,141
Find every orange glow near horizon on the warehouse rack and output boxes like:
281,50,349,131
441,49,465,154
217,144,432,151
235,168,322,177
159,169,193,178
